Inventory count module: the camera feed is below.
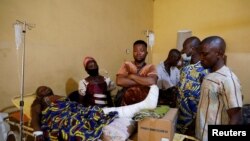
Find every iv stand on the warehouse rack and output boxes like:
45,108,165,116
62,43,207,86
145,30,154,64
15,20,34,141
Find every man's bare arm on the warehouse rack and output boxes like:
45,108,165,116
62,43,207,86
227,107,242,124
31,101,42,131
116,75,138,87
128,74,158,86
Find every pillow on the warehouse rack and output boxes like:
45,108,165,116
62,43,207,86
102,117,136,141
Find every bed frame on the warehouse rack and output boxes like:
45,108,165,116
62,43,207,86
4,93,35,141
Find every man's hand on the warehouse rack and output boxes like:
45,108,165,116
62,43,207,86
127,74,136,80
227,107,242,124
127,74,157,86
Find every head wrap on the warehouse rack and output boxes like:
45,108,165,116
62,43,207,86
83,56,95,68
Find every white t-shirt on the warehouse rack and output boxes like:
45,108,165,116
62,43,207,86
156,62,180,90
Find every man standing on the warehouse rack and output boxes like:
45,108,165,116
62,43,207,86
176,36,209,136
196,36,243,141
116,40,158,106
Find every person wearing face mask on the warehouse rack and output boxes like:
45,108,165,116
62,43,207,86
156,49,181,107
78,56,115,107
181,38,193,67
181,36,200,65
181,53,192,67
176,36,210,137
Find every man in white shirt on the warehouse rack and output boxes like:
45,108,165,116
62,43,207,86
157,49,181,90
156,49,181,107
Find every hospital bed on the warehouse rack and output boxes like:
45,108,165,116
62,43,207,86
3,93,199,141
4,93,36,141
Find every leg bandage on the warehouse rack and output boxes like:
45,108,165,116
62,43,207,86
103,85,159,118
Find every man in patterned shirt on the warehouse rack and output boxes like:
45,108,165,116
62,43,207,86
176,36,209,136
196,36,243,141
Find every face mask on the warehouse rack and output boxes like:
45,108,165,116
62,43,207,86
86,68,99,76
182,53,191,61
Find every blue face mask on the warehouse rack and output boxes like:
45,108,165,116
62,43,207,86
182,53,191,61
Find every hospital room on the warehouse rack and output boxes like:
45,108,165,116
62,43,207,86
0,0,250,141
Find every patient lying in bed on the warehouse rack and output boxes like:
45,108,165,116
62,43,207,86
31,85,159,141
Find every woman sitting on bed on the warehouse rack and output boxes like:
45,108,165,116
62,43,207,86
31,85,159,141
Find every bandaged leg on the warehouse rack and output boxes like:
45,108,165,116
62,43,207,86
103,85,159,118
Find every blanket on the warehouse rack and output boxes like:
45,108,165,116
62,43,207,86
41,98,118,141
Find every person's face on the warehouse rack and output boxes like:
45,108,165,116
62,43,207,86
36,86,53,99
181,42,193,57
133,44,148,63
172,55,181,67
86,60,99,76
200,44,219,69
86,60,98,70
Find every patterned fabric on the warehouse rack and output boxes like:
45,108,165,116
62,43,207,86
182,59,191,68
157,62,180,90
122,85,150,105
176,61,209,134
196,66,243,141
133,105,170,121
116,61,157,105
79,76,115,107
41,97,118,141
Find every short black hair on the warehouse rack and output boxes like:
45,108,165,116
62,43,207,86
133,40,147,48
201,36,226,54
183,36,201,48
168,49,181,59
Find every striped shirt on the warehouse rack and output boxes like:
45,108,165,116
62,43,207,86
78,76,115,107
196,65,243,141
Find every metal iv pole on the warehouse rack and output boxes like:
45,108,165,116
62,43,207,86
14,20,35,141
